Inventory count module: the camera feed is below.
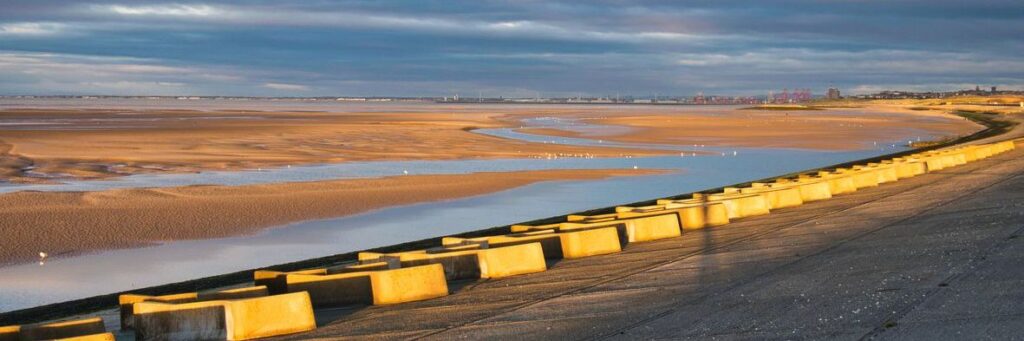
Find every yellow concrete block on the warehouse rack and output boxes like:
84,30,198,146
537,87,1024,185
706,192,770,219
119,292,198,331
253,268,327,294
894,161,926,179
198,286,269,301
975,145,993,159
662,201,730,227
961,147,979,162
781,180,832,202
285,271,373,307
361,243,546,280
475,242,548,278
121,287,269,329
286,264,448,306
840,168,880,188
567,209,682,242
741,185,803,210
495,223,630,258
0,325,19,341
615,211,682,241
867,163,899,183
558,226,622,259
940,154,961,168
368,264,450,305
133,292,315,341
951,153,968,166
825,174,858,195
566,212,617,223
924,156,946,171
19,317,106,341
328,259,399,274
447,230,563,259
226,292,317,340
57,333,116,341
618,203,707,230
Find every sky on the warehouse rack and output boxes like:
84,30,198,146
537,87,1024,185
1,0,1022,97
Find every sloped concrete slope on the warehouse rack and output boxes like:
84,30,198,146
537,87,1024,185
270,141,1024,340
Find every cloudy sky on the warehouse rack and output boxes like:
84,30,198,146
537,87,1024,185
1,1,1022,97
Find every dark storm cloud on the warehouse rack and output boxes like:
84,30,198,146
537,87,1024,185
0,0,1021,96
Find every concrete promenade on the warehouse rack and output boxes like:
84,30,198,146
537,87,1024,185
271,140,1024,340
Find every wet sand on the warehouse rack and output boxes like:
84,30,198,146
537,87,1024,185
0,108,665,183
0,168,663,265
514,105,984,150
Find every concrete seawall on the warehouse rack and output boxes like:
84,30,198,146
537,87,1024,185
263,138,1024,340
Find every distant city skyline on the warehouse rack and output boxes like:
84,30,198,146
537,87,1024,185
1,1,1022,97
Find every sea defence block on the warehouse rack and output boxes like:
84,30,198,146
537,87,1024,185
866,163,899,184
254,259,400,295
285,264,449,306
566,210,682,242
1004,140,1017,151
837,168,879,189
14,317,107,341
815,172,858,195
0,325,18,341
774,179,832,203
557,227,623,258
133,292,316,341
960,147,980,162
923,156,947,171
120,287,269,329
55,333,116,341
255,268,328,294
702,192,770,219
615,202,725,230
653,199,730,226
663,201,731,227
198,286,269,301
481,226,623,259
975,145,993,159
742,183,803,209
359,243,547,280
892,158,927,179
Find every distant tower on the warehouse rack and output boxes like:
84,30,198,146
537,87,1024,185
826,87,841,100
991,86,997,93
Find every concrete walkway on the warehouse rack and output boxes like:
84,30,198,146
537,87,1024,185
272,140,1024,340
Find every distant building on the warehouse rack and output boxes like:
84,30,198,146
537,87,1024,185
992,86,997,93
826,87,841,100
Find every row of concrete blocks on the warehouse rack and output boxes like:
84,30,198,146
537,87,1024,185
69,139,1017,341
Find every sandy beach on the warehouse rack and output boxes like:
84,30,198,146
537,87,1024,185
0,168,663,265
